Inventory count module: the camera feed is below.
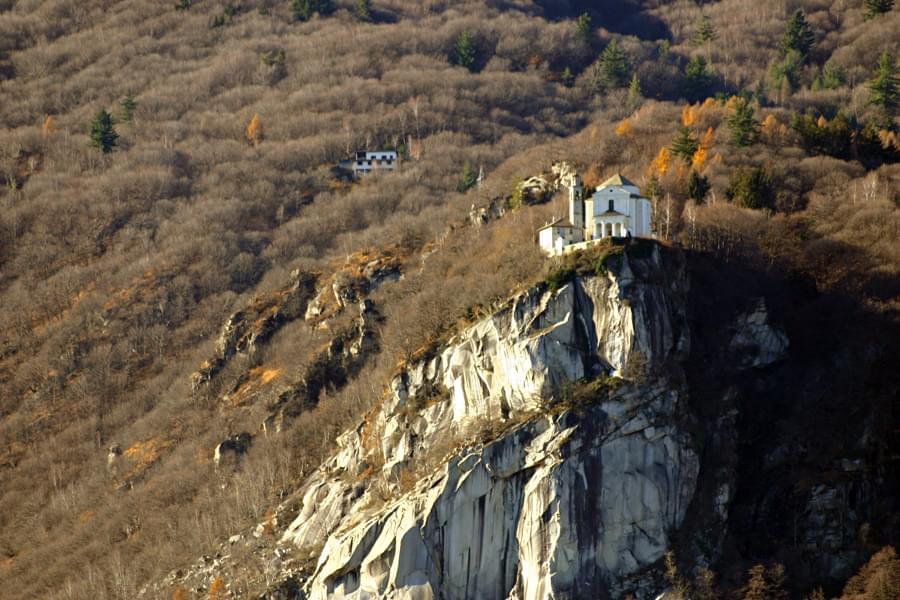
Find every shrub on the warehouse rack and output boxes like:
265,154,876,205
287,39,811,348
545,266,574,291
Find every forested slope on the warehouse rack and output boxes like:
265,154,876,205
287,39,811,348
0,1,897,598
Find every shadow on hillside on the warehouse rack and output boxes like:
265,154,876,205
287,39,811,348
532,0,670,40
677,244,900,596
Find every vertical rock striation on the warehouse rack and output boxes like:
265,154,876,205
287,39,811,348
276,244,780,599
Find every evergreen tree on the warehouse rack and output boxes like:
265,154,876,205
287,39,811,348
355,0,372,22
561,67,575,88
457,162,477,193
683,55,712,101
646,175,663,201
598,40,630,89
868,51,898,112
780,10,815,61
89,109,118,154
671,126,699,162
318,0,334,15
727,167,775,210
812,60,846,90
693,15,716,46
864,0,894,19
293,0,333,22
292,0,312,21
119,91,137,123
769,50,802,96
175,0,192,10
687,170,711,204
727,97,760,147
454,30,477,72
628,74,642,106
576,12,592,47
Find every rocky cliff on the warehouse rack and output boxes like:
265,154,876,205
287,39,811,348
273,242,790,599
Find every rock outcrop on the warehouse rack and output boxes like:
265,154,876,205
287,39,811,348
191,270,317,391
305,247,403,324
469,161,577,226
264,299,383,430
279,243,726,599
729,297,788,369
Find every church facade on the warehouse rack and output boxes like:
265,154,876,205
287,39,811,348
539,173,653,255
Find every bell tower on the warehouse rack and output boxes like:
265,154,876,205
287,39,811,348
568,174,584,230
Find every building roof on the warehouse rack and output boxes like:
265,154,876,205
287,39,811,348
599,174,638,188
538,218,576,231
597,209,626,217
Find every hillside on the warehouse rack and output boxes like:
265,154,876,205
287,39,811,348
0,1,898,599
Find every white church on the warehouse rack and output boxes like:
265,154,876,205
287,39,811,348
538,173,653,256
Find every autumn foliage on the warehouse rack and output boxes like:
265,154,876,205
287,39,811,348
208,576,225,600
246,113,262,147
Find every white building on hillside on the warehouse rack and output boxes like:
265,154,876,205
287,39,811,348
347,150,398,175
539,173,653,255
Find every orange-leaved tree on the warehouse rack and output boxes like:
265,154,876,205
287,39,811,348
42,116,56,135
208,576,225,600
615,118,633,138
650,147,672,176
246,114,262,147
840,546,900,600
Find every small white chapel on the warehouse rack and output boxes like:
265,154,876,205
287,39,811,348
538,173,653,255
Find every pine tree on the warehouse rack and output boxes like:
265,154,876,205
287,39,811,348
646,175,663,201
727,96,759,147
727,167,774,210
628,74,642,107
598,40,630,89
576,12,592,47
454,30,477,72
683,55,712,102
292,0,332,22
561,67,575,88
868,51,898,111
120,91,137,123
769,50,802,98
812,60,846,90
693,15,716,46
671,126,699,162
687,170,711,204
292,0,312,21
355,0,372,22
318,0,334,15
780,10,815,61
865,0,895,19
89,109,118,154
457,162,477,193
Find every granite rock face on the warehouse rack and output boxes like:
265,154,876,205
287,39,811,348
277,244,786,599
729,297,789,369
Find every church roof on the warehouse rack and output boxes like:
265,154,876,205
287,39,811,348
538,218,576,230
598,209,625,217
599,174,638,188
